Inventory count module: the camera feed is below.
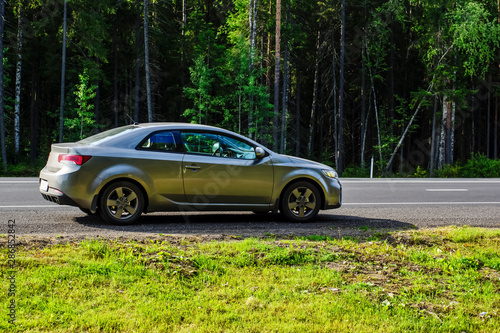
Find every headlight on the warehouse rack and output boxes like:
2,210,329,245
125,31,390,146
322,169,338,178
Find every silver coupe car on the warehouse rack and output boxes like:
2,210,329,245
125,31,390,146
39,123,342,225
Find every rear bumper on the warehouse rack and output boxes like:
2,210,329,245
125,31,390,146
39,185,79,207
39,166,94,210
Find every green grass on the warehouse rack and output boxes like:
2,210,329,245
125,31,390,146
1,226,499,332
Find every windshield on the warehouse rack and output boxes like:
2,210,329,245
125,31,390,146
79,125,137,145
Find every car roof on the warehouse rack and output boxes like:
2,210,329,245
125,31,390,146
137,122,219,130
84,122,272,153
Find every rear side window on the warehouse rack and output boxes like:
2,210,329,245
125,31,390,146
79,125,137,145
140,131,182,152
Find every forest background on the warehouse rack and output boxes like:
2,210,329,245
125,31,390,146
1,0,500,177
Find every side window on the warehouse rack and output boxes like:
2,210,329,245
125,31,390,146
181,132,256,159
181,132,217,155
140,131,180,152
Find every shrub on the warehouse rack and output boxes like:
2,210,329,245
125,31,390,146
461,153,500,178
434,163,462,178
342,164,371,178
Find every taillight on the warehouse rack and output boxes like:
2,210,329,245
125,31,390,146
58,154,92,165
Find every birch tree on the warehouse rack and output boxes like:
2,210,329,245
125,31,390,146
0,0,6,171
273,0,281,151
59,0,68,143
144,0,153,122
337,0,345,175
14,5,22,162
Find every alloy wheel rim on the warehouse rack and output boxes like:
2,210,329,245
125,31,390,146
106,187,139,220
287,187,316,218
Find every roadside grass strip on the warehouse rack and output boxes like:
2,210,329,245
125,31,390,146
1,226,499,332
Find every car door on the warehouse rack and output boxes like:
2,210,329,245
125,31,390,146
180,131,273,205
135,130,185,210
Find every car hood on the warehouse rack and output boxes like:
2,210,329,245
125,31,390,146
279,154,334,170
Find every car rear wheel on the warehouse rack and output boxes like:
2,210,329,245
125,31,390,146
280,181,320,222
99,181,144,225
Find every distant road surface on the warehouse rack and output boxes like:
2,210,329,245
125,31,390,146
1,178,499,239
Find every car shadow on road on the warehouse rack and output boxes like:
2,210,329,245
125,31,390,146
74,211,415,238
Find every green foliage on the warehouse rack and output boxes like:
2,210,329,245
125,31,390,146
64,68,99,141
343,164,371,178
183,53,222,124
435,153,500,178
3,0,500,174
2,50,13,113
183,0,273,139
1,227,500,331
434,163,462,178
461,153,500,178
0,156,47,177
410,166,427,178
448,2,500,78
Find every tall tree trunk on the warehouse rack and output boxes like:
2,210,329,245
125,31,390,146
429,95,438,176
0,0,7,170
144,0,153,122
248,0,257,138
280,8,289,154
265,0,272,96
496,0,500,159
438,96,447,169
487,75,491,158
370,72,383,169
307,30,320,156
366,50,383,168
445,100,452,164
180,0,187,116
295,71,300,157
280,42,289,154
360,38,366,167
113,28,119,127
450,78,456,164
471,81,475,153
273,0,281,151
30,54,40,163
14,7,23,163
388,30,395,171
95,80,100,132
332,35,338,168
384,81,435,173
495,97,498,159
135,11,141,123
59,0,68,143
337,0,345,175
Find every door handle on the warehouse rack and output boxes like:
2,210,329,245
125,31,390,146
185,165,201,170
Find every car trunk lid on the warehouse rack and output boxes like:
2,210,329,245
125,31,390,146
46,143,84,172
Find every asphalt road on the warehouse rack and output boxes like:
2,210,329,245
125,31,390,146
1,177,500,239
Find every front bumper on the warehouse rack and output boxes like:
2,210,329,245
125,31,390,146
324,178,342,209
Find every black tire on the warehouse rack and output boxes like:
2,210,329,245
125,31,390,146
280,181,321,222
98,181,144,225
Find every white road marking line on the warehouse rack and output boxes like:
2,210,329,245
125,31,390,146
343,202,500,205
341,180,500,183
425,189,469,192
0,181,38,183
0,205,75,208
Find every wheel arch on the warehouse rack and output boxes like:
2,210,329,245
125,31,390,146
278,177,326,211
96,177,149,213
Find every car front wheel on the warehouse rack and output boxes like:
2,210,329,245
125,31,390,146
99,181,144,225
280,181,321,222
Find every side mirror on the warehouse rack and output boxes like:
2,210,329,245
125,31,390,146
255,147,265,159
